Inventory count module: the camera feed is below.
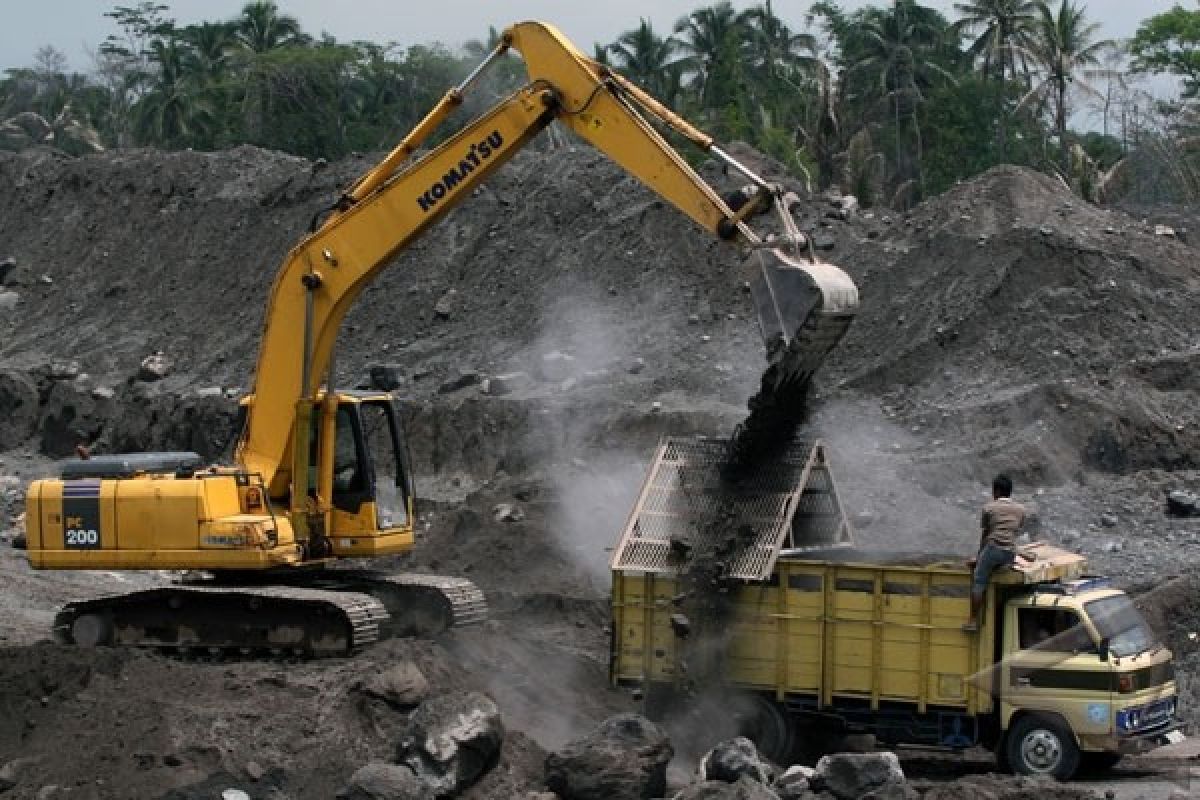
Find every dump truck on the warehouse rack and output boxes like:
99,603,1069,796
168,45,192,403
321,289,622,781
609,437,1183,780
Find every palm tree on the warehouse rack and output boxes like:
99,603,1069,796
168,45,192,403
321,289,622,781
133,38,214,147
608,19,679,101
742,2,821,86
1022,0,1111,171
953,0,1036,83
673,2,747,110
234,1,307,54
847,0,955,185
952,0,1037,157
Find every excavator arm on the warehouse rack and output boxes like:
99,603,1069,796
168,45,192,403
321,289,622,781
235,21,855,529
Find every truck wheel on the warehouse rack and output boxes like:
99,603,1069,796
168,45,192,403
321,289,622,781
1005,714,1080,780
737,695,795,765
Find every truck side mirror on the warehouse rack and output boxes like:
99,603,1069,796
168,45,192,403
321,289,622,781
1098,637,1110,662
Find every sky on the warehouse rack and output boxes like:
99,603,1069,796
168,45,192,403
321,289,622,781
0,0,1181,101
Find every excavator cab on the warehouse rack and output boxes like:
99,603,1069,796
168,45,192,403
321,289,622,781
307,392,417,556
326,393,415,531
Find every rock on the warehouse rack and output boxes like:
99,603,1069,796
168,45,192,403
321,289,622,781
700,737,773,785
482,372,531,396
1154,223,1176,237
433,289,458,319
812,234,836,251
1166,490,1198,517
37,274,53,285
1103,540,1123,553
628,358,646,375
221,791,251,800
0,757,41,793
437,371,481,394
336,762,428,800
1100,513,1118,528
545,713,672,800
37,379,112,458
0,257,15,283
538,351,577,382
400,691,504,797
773,766,815,799
137,351,173,382
0,291,17,311
813,752,905,800
492,503,525,523
0,371,38,450
243,761,265,782
195,387,224,398
369,364,406,391
673,776,781,800
359,662,430,709
44,360,81,381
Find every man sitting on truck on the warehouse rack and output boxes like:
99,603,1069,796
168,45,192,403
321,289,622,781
963,473,1026,632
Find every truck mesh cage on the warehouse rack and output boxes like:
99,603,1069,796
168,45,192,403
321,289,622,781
610,437,851,580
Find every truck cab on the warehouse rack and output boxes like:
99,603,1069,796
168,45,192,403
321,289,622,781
996,578,1179,776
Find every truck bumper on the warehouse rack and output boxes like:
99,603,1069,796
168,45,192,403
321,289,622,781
1109,725,1187,755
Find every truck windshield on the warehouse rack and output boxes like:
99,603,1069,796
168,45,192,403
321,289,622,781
1085,595,1159,657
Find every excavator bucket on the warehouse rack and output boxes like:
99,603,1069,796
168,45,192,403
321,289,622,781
747,246,859,391
722,247,860,474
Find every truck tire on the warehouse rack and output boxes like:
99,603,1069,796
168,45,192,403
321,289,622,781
737,695,795,765
1005,714,1080,780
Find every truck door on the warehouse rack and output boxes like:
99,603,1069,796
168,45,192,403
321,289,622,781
1002,605,1114,753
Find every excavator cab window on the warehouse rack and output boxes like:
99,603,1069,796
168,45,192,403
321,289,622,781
358,399,414,529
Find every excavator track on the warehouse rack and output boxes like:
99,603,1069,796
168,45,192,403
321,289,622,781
51,572,487,658
52,585,388,657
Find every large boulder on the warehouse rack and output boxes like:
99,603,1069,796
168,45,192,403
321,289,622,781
700,737,774,785
336,762,430,800
673,776,781,800
544,714,673,800
0,370,38,450
813,752,906,800
37,379,113,458
399,691,504,797
358,662,430,709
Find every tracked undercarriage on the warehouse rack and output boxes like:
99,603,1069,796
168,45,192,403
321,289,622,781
52,571,487,657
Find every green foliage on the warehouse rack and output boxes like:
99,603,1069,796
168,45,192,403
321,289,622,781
1129,5,1200,98
919,76,1040,193
0,0,1159,206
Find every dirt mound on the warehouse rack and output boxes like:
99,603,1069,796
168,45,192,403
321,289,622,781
0,638,554,799
823,166,1198,483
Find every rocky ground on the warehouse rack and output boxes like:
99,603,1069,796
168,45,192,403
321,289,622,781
0,136,1198,799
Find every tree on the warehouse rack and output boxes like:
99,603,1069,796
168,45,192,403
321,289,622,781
952,0,1037,156
843,0,956,187
673,2,747,112
1130,5,1200,98
608,19,680,101
132,37,214,147
1022,0,1111,171
234,1,307,54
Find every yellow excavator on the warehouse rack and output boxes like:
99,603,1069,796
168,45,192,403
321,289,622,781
21,21,858,656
